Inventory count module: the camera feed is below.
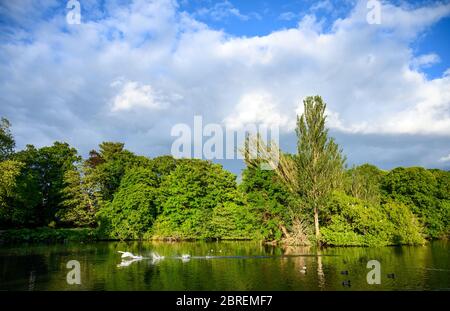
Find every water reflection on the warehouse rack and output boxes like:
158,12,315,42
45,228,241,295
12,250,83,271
117,258,142,268
0,240,448,291
316,250,325,290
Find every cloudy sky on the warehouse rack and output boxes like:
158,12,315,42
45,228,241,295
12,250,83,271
1,0,449,174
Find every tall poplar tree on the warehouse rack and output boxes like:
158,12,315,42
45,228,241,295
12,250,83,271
296,96,345,240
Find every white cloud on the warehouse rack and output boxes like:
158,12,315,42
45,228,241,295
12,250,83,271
195,1,253,21
310,0,334,13
110,80,168,112
333,1,450,39
278,12,297,21
440,153,450,162
223,92,290,130
411,53,440,70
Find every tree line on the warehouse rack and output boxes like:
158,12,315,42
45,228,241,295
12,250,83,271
0,97,449,245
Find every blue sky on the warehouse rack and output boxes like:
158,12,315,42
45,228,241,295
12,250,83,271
0,0,449,174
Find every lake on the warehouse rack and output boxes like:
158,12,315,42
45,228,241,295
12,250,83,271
0,240,448,290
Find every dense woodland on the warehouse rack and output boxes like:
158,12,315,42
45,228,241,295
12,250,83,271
0,97,449,246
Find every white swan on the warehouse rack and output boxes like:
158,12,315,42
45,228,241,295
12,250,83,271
118,251,143,259
181,254,191,262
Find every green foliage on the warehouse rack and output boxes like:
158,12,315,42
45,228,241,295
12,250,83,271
239,167,293,241
92,142,142,201
381,167,449,238
345,164,385,204
430,169,450,200
56,166,101,227
381,200,425,245
0,160,24,226
148,155,178,182
97,167,159,240
8,142,80,227
208,201,259,240
0,227,98,244
153,159,256,239
0,160,23,204
321,192,425,246
0,118,15,161
59,142,153,230
295,96,346,238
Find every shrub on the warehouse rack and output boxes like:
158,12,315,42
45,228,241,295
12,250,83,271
321,192,425,246
381,167,449,238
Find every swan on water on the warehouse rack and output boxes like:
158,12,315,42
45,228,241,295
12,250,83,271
118,251,143,260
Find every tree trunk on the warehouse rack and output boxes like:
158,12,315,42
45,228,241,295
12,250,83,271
279,224,291,239
313,206,320,243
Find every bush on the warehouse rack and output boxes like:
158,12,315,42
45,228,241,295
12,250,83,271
321,192,425,246
381,201,425,245
381,167,449,239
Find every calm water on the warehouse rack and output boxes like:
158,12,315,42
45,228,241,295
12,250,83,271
0,240,448,290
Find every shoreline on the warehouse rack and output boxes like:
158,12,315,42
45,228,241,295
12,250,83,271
0,227,446,247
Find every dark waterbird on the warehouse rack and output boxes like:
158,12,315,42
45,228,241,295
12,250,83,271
342,280,351,287
387,273,396,279
340,270,349,275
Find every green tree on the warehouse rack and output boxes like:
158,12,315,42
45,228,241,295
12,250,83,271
57,164,101,227
295,96,346,241
91,142,146,201
153,159,250,239
239,166,293,241
209,201,259,240
345,164,385,204
430,169,450,200
381,167,449,238
0,160,24,227
381,200,425,245
321,192,424,246
148,155,178,183
242,96,345,244
12,142,80,226
97,167,159,239
0,117,15,161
